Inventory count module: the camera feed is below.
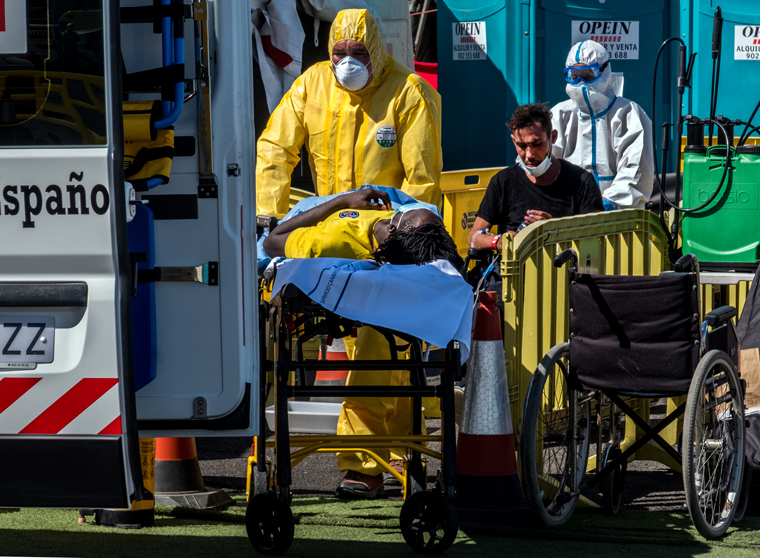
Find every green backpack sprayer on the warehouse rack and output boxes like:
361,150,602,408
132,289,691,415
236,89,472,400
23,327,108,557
654,6,760,271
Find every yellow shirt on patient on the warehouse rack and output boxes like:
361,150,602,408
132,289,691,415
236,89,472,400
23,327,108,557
284,208,393,260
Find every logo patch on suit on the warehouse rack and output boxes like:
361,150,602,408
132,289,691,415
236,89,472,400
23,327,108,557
376,125,397,148
339,211,359,218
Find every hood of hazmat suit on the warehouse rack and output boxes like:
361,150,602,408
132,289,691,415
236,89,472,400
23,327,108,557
551,40,654,209
255,8,442,219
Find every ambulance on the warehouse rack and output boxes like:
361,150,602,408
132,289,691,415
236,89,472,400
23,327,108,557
0,0,259,509
0,0,415,514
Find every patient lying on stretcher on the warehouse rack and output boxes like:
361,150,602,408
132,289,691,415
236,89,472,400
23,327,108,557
262,188,463,269
262,187,466,499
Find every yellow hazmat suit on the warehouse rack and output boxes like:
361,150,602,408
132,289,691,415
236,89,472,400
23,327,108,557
257,9,441,477
255,9,442,219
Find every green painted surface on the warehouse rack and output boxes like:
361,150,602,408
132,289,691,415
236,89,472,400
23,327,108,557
1,496,760,557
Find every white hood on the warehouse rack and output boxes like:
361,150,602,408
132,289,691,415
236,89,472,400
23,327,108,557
564,40,616,116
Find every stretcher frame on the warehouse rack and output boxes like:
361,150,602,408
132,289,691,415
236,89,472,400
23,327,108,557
247,281,462,554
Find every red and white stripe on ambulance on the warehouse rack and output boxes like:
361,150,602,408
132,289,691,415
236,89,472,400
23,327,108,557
0,377,121,435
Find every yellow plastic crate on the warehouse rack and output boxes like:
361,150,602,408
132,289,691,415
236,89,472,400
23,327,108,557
440,167,502,258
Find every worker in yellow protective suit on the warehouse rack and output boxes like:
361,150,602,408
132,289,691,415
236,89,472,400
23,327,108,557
255,9,443,499
255,8,442,219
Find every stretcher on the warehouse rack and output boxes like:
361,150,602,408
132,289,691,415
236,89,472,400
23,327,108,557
246,258,468,555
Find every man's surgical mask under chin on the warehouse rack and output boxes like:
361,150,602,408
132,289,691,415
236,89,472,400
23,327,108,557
516,151,552,177
332,56,370,91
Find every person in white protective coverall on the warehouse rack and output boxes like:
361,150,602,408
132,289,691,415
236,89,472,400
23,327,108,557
256,9,444,500
551,40,654,210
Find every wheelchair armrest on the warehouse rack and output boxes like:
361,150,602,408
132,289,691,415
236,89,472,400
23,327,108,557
705,305,737,328
674,253,699,273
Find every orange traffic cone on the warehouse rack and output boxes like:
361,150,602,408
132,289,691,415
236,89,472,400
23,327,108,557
154,437,234,509
454,291,531,524
312,336,349,403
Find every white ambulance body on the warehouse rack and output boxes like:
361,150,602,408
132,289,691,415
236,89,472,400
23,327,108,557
0,0,257,508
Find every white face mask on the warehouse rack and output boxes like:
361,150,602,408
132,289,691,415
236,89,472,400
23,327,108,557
516,149,553,178
332,56,371,91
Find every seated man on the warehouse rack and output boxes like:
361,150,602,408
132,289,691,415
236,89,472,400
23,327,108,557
467,103,603,252
263,187,462,500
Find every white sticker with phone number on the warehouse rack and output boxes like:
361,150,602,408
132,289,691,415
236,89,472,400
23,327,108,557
452,21,487,61
571,20,639,60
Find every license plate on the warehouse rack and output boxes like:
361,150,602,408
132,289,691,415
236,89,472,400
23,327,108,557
0,317,55,364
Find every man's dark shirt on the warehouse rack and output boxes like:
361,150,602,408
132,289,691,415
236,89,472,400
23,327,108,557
476,159,604,232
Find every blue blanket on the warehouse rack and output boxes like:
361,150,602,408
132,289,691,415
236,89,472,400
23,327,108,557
271,258,472,363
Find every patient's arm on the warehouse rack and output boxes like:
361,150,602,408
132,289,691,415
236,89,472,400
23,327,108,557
263,188,391,257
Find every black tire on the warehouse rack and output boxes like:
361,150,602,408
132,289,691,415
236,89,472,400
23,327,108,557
683,350,745,539
600,445,625,515
520,343,591,527
246,491,295,555
399,490,458,554
404,459,427,500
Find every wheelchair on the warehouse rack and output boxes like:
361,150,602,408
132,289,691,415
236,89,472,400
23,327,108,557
519,249,746,539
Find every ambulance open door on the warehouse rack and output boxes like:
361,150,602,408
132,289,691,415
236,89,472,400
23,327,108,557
118,0,259,440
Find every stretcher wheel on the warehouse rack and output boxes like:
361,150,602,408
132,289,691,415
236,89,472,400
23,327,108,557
683,350,745,539
520,343,591,527
399,490,458,554
600,445,625,515
246,491,295,555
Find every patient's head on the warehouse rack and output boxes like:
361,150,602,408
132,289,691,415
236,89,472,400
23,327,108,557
373,214,464,270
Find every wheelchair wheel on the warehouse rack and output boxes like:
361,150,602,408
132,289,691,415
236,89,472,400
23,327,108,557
520,343,590,527
600,445,626,515
246,491,295,555
683,349,745,540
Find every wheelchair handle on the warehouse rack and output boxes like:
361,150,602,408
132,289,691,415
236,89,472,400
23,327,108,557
554,248,578,269
674,253,699,273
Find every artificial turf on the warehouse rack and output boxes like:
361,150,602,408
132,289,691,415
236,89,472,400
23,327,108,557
1,495,759,557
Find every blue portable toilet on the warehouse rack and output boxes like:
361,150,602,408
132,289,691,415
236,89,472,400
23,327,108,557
437,0,530,171
531,0,680,166
437,0,681,172
681,1,760,128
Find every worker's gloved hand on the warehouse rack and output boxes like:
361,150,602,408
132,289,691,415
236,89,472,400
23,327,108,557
602,198,617,211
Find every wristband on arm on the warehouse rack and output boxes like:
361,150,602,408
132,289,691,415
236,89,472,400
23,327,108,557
491,234,502,249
